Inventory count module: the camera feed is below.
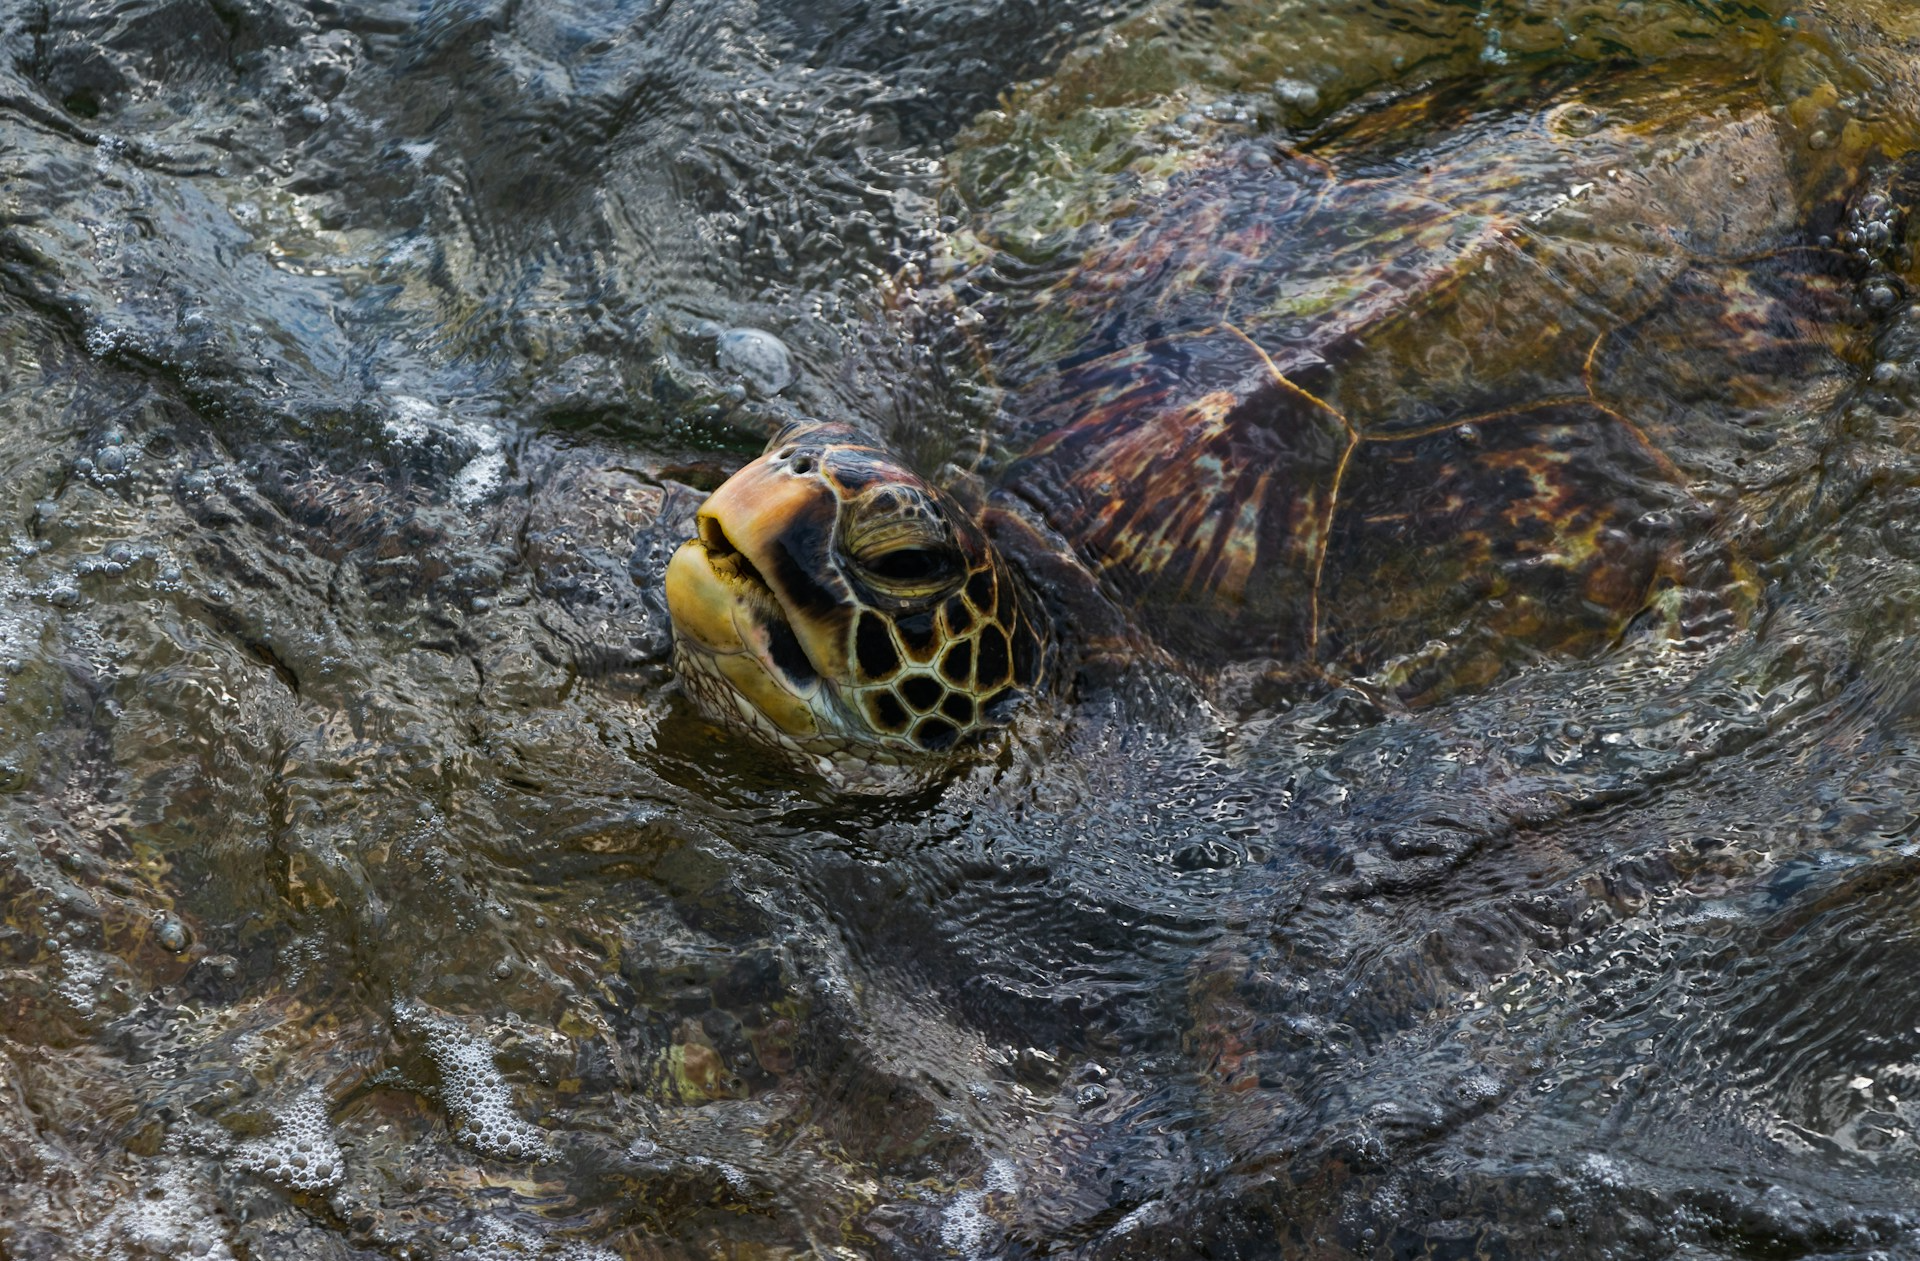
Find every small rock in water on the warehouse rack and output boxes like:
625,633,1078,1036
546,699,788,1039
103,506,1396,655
715,327,794,396
1271,77,1321,115
155,915,190,953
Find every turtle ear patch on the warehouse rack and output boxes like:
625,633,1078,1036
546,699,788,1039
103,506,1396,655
896,610,940,661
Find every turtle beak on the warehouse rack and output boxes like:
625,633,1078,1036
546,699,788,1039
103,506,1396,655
664,455,837,738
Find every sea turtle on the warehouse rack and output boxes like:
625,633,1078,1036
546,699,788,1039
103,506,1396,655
665,59,1912,780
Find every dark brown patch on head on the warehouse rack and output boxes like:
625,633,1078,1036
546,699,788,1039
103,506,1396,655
976,625,1011,688
821,447,893,495
764,617,816,685
993,575,1016,625
915,717,958,751
896,610,938,661
965,569,995,613
868,691,910,732
855,612,900,680
941,692,975,725
901,675,943,712
943,594,975,635
941,639,973,686
766,499,844,621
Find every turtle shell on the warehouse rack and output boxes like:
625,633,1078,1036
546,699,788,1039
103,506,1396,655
964,63,1894,698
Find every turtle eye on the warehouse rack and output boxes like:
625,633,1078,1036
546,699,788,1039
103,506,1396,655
844,485,964,600
849,534,964,599
863,547,954,585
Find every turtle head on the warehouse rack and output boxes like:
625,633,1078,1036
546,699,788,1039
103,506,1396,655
665,421,1045,772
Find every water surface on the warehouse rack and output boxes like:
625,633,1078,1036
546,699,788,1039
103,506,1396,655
6,1,1920,1258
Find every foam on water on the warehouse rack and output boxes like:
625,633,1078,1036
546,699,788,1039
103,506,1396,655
452,447,508,507
451,1217,621,1259
939,1157,1019,1258
55,947,106,1016
233,1086,344,1192
395,1002,557,1162
383,395,438,445
379,394,508,507
684,1153,755,1194
78,1158,234,1261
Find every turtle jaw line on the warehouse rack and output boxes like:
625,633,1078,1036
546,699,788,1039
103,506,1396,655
664,528,845,749
698,514,771,598
686,510,820,677
677,534,820,689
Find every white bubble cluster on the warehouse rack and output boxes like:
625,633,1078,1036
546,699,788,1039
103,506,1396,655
233,1087,344,1192
383,395,438,444
78,1158,235,1260
939,1158,1019,1259
451,445,507,507
55,947,106,1015
684,1154,754,1195
448,1217,620,1260
394,1002,556,1162
379,394,508,507
940,1190,994,1257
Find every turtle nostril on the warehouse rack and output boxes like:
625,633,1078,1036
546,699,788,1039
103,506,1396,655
790,455,816,475
699,516,737,558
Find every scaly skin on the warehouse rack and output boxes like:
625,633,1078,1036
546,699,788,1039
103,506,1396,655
666,420,1048,779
